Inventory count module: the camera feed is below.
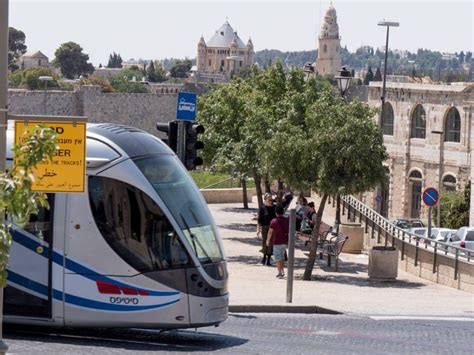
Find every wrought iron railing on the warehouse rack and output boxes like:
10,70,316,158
340,195,473,280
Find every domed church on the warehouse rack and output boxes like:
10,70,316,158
196,20,255,77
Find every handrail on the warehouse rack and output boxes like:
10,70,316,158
341,195,473,268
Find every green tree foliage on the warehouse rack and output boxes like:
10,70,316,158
8,27,27,71
53,41,95,79
146,60,168,82
107,52,123,68
110,67,149,93
363,67,374,85
8,67,58,90
0,125,58,286
434,183,470,229
374,67,382,81
79,76,115,93
169,59,192,78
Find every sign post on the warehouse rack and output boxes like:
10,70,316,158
422,187,440,241
176,92,197,165
286,209,296,303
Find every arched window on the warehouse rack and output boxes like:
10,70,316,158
442,175,457,192
444,107,461,142
382,102,394,135
323,44,327,53
409,170,423,218
411,105,426,139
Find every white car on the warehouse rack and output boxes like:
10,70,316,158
429,228,457,242
409,227,427,240
449,227,474,256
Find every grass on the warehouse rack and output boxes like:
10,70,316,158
190,171,256,189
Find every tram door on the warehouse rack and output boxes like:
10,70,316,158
4,195,54,318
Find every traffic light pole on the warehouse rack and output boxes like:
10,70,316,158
177,121,186,164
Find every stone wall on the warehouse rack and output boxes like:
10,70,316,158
7,85,178,135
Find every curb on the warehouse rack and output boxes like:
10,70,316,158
229,305,342,315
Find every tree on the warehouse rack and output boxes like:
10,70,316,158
374,67,382,81
434,182,470,229
363,67,374,85
79,76,115,93
53,41,95,79
8,67,58,90
169,59,192,78
109,67,149,93
1,125,58,286
107,52,123,68
146,60,167,82
8,27,27,71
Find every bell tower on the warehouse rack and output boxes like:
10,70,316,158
315,4,342,76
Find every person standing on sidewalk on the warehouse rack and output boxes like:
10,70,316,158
267,205,289,279
257,193,276,266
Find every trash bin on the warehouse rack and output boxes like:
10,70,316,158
368,246,398,281
340,222,364,254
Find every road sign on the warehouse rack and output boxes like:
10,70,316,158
375,195,382,203
422,187,439,207
15,120,86,192
176,92,197,121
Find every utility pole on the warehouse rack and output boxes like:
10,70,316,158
0,0,9,351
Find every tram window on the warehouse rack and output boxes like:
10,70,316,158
88,176,191,272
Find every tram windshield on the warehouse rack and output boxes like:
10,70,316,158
135,155,223,264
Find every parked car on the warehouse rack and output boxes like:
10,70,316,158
392,218,425,230
449,227,474,256
409,227,427,240
429,228,457,242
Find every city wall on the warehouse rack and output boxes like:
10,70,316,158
8,85,178,134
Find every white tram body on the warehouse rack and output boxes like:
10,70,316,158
3,123,228,329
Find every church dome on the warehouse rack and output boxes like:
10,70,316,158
325,5,337,18
207,20,246,49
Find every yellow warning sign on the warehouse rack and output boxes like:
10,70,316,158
14,121,86,193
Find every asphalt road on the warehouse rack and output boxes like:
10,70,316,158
4,313,474,353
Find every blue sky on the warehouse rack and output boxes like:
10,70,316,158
9,0,473,65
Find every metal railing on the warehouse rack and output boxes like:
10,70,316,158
341,195,474,280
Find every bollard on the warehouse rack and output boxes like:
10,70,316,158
286,209,296,303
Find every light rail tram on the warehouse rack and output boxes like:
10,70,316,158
3,123,228,329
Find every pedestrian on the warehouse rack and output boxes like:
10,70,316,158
257,193,276,266
267,205,289,279
295,196,308,231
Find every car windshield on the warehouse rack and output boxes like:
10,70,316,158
134,155,223,264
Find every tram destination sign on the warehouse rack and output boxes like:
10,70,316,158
14,120,86,192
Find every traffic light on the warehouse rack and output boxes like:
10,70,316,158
156,121,178,153
184,122,204,170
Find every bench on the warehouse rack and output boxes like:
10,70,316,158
318,233,349,271
297,221,332,246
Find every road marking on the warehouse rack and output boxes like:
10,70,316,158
370,315,474,322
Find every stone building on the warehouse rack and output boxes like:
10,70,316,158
366,81,474,225
196,20,254,79
17,50,49,70
314,4,342,77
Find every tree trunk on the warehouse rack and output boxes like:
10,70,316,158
264,176,271,194
254,174,263,210
277,179,284,205
242,177,248,209
335,193,341,234
303,193,328,280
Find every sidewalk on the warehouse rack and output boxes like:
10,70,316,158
209,202,474,318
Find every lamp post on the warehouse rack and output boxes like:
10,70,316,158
333,67,353,231
39,75,53,115
377,20,399,127
432,130,444,227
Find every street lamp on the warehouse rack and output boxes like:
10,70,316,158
39,75,53,115
432,130,444,227
335,66,352,97
333,66,353,231
378,20,399,127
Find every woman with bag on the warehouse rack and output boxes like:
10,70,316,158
257,193,276,266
